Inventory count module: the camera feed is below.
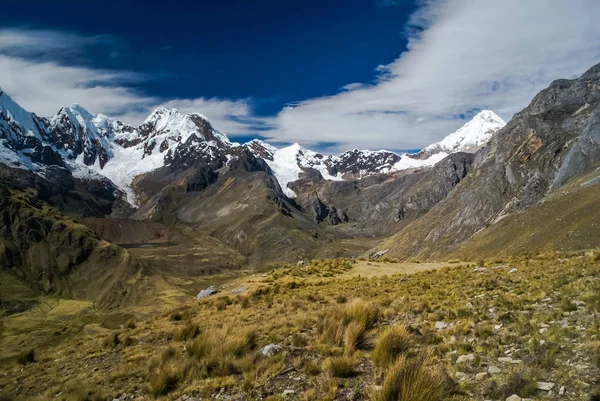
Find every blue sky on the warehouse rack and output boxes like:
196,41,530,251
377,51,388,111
1,0,599,152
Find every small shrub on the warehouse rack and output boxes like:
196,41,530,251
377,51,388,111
374,354,452,401
323,356,356,378
175,323,201,342
125,319,137,329
17,349,35,365
372,325,412,368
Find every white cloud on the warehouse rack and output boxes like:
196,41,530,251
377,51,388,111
3,2,600,153
263,0,600,152
0,28,263,135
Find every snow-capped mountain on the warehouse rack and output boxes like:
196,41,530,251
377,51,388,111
243,111,505,196
415,110,506,159
0,88,506,203
0,90,237,204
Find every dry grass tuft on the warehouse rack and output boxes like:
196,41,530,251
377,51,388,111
372,325,412,368
374,354,452,401
320,299,379,349
175,323,201,341
148,356,185,396
323,356,357,378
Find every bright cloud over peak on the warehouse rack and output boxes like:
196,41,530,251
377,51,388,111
1,0,599,152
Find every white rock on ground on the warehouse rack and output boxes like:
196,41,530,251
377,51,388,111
536,382,555,391
506,395,521,401
475,372,488,380
488,366,502,375
435,321,447,330
456,354,475,363
260,344,282,357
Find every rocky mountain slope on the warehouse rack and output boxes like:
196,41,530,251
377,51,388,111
2,63,600,299
0,181,145,311
373,62,600,260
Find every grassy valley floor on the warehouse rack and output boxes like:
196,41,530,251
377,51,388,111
1,253,599,400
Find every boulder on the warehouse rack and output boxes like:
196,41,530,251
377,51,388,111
260,343,282,357
196,286,218,299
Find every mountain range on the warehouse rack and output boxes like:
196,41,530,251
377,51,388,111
0,88,505,203
1,61,600,311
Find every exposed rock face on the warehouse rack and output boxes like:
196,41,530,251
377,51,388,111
307,193,349,225
553,104,600,187
289,152,475,236
377,62,600,259
332,149,401,178
396,153,475,222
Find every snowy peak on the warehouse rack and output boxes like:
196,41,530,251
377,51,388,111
0,89,44,141
424,110,506,154
139,106,230,148
245,139,277,160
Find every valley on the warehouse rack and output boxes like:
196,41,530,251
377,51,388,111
0,48,599,401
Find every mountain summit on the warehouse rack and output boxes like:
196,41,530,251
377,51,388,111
0,94,506,202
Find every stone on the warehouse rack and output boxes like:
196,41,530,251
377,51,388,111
456,353,475,364
260,343,282,357
196,286,218,299
559,386,565,395
498,357,513,363
511,359,523,364
283,389,296,396
435,321,447,330
488,366,502,375
231,287,247,294
475,372,488,380
506,395,521,401
536,382,555,391
455,372,467,380
509,268,518,273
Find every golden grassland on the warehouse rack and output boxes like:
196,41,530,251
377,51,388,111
1,253,600,400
